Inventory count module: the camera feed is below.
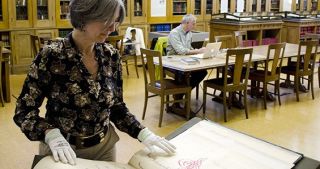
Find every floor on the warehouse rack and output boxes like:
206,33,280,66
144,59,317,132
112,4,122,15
1,66,320,169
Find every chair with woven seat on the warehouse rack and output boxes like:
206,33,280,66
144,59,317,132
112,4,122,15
249,43,286,109
281,40,318,102
203,48,253,122
0,42,5,106
106,35,139,78
140,48,191,127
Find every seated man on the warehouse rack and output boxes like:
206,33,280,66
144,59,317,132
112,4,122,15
166,14,207,116
124,29,137,55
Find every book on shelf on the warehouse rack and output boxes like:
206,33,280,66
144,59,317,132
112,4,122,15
33,120,303,169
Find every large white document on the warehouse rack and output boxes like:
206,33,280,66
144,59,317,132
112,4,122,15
129,120,302,169
34,120,303,169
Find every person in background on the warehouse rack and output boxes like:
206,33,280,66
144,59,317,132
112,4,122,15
13,0,175,166
166,14,207,116
124,29,136,55
106,29,121,49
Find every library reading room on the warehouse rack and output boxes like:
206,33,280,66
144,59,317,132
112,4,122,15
1,0,320,168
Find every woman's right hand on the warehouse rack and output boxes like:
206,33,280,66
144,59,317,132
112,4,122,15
45,129,77,165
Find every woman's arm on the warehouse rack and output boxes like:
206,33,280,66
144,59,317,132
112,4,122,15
13,47,54,141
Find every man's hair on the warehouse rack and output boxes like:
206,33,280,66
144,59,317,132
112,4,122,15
181,14,197,24
130,29,136,33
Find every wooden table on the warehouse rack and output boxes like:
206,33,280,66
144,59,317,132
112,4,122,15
2,47,10,102
158,43,300,72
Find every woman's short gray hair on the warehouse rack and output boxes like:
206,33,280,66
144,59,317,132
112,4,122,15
181,14,197,24
69,0,125,30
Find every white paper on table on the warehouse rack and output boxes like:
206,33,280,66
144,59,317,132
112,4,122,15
129,121,302,169
34,156,135,169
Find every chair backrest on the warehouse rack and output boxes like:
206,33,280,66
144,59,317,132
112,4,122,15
234,31,248,47
105,35,124,56
297,40,318,74
140,48,163,88
30,35,41,55
214,35,234,49
154,36,168,56
264,43,286,78
224,48,253,87
304,33,320,41
125,27,146,55
202,38,209,47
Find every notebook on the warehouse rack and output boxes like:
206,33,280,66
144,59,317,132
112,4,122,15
192,42,222,59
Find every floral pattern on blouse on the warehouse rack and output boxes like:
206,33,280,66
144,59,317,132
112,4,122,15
13,33,144,141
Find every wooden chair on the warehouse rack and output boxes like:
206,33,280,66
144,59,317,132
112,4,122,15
30,35,41,55
234,31,248,47
281,40,318,102
303,33,320,88
214,35,235,49
0,42,5,106
203,48,253,122
106,35,139,78
140,48,191,127
249,43,286,109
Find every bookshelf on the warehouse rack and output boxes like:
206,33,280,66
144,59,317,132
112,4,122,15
9,0,33,28
32,0,55,27
0,31,10,48
0,0,8,29
55,0,71,28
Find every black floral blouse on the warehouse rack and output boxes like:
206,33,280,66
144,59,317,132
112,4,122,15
13,33,144,141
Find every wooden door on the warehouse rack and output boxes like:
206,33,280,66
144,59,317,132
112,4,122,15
11,30,33,74
55,0,71,28
191,0,204,21
0,0,9,29
131,0,147,24
9,0,33,28
33,0,56,27
171,0,191,22
123,0,131,24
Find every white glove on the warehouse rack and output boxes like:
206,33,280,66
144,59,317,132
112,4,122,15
45,128,77,165
138,128,176,155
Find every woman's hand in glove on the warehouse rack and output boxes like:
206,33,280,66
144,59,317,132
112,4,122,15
138,128,176,155
45,129,76,165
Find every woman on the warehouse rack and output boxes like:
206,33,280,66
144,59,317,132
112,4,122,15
13,0,175,166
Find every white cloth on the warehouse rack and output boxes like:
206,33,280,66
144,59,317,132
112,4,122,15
125,27,146,55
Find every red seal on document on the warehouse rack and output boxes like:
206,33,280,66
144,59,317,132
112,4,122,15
178,158,205,169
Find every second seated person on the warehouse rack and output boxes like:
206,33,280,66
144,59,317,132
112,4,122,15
166,14,207,116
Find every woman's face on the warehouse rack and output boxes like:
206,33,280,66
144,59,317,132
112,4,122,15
83,6,120,43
